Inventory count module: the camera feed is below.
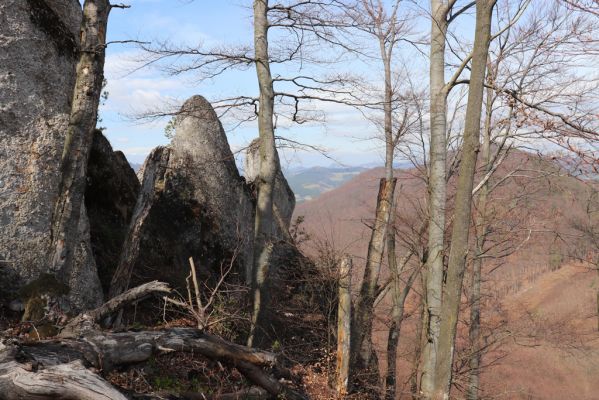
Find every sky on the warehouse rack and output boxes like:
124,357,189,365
100,0,398,169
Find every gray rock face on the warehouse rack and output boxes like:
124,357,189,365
86,130,141,295
172,96,255,274
0,0,102,311
113,96,255,294
110,96,298,301
244,139,296,240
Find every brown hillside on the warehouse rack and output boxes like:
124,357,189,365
294,149,599,399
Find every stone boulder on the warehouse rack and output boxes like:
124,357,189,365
85,130,141,295
110,95,301,306
171,96,255,276
110,96,255,297
0,0,103,311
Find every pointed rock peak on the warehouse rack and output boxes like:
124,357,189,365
172,95,235,166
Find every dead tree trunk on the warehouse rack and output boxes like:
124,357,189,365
248,0,278,349
435,1,496,398
48,0,111,302
336,257,352,397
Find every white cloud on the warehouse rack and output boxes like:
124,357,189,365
122,146,157,156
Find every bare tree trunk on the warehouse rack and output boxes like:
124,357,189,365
411,290,425,399
385,219,419,400
336,257,352,398
353,178,396,378
435,2,496,398
466,81,494,400
420,1,449,397
351,30,398,385
248,0,278,349
48,0,110,302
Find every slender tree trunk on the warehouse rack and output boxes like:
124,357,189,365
352,178,396,382
336,257,352,398
434,2,496,398
352,41,397,383
49,0,110,299
420,1,449,397
385,219,419,400
248,0,278,349
466,85,493,400
411,289,425,399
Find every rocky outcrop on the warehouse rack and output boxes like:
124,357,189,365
86,130,140,295
108,95,302,305
0,0,103,311
110,96,255,296
171,96,255,276
245,139,296,241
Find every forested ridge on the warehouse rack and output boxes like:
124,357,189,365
0,0,597,399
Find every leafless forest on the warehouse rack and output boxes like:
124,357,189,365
0,0,598,399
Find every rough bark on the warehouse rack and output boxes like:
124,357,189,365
420,1,449,397
336,257,352,397
435,2,496,398
249,0,279,349
48,0,110,310
0,328,292,399
0,358,127,400
62,281,171,337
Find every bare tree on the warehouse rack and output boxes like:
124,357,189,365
248,0,279,349
435,2,497,398
48,0,123,308
420,0,456,396
126,0,367,347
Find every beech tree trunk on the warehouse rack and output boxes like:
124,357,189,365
352,10,401,389
249,0,278,349
435,2,496,398
420,0,449,397
466,81,494,400
49,0,110,300
384,217,419,400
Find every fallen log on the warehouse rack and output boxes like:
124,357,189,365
60,280,171,338
181,387,269,400
0,344,127,400
1,281,307,400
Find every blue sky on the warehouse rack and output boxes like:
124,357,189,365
100,0,392,168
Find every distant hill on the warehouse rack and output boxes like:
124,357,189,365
286,166,367,203
129,162,143,172
294,149,599,399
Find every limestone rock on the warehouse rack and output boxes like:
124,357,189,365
244,138,296,240
0,0,103,311
85,130,140,295
171,96,255,273
111,96,255,295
